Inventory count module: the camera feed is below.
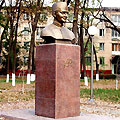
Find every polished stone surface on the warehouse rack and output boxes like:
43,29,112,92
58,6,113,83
35,43,80,119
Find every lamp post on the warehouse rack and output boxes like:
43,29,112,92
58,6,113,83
88,25,97,102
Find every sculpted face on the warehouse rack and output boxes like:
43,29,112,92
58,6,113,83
52,2,68,23
41,2,75,43
55,10,68,23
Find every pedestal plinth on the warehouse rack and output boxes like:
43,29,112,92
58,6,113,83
35,43,80,119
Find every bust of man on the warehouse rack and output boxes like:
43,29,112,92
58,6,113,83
41,2,75,44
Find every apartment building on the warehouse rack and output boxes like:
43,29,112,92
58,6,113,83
0,7,120,74
90,7,120,74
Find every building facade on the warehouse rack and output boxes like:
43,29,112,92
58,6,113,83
94,7,120,74
0,7,120,75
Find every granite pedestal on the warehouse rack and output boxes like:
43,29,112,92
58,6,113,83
35,43,80,119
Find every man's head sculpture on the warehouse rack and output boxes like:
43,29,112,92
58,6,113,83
40,2,75,44
52,2,68,24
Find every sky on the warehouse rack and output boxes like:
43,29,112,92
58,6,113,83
2,0,120,8
102,0,120,7
44,0,120,7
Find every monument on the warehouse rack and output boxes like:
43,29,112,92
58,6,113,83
40,1,75,44
35,2,80,119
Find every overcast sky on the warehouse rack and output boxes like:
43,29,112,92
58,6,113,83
2,0,120,8
102,0,120,7
44,0,120,7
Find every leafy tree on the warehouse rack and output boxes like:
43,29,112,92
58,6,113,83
22,0,44,75
93,4,120,74
70,0,103,77
6,0,22,75
0,0,23,76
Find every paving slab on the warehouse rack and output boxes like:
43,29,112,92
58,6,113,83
0,109,120,120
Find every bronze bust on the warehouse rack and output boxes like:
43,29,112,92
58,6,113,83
41,2,75,44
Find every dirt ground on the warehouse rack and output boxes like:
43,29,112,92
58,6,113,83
0,98,120,118
81,79,120,89
0,77,120,119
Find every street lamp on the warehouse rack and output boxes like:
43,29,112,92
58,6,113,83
88,25,97,102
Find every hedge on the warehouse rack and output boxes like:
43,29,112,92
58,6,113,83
93,74,117,79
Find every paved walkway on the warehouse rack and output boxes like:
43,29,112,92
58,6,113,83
0,109,120,120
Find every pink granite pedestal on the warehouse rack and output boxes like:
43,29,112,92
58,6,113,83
35,43,80,119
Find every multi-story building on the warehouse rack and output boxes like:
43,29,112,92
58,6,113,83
0,7,120,75
91,7,120,74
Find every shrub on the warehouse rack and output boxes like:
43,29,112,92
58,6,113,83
94,74,116,79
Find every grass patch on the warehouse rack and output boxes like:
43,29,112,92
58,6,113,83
0,90,35,103
80,88,120,103
0,79,28,83
0,77,35,103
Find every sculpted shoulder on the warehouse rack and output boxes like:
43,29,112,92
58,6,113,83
41,24,75,41
61,27,75,40
41,24,55,37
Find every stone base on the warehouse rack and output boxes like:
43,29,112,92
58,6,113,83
1,109,120,120
35,43,80,119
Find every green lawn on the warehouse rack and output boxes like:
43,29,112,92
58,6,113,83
0,78,120,103
80,88,120,103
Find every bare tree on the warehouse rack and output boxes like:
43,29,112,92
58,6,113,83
12,0,22,74
72,0,79,39
79,0,88,78
7,0,14,75
27,0,44,75
72,0,103,78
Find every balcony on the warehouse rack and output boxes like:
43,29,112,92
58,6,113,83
112,51,120,55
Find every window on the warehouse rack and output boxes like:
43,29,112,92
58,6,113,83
100,14,105,20
112,43,120,51
36,27,44,39
36,27,41,39
99,29,104,36
112,29,120,38
68,14,74,21
112,29,114,37
100,43,104,50
0,56,2,64
0,27,1,34
100,57,104,65
118,16,120,23
23,13,29,20
112,15,117,22
40,14,47,21
85,29,88,36
24,57,28,64
24,42,30,51
85,56,91,65
112,15,120,23
24,27,30,36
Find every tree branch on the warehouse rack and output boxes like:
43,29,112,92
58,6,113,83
0,0,5,10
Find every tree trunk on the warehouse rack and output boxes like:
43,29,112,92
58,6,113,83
72,0,79,39
79,0,87,78
7,20,14,74
27,0,41,74
12,0,21,74
28,30,35,74
28,31,35,74
80,13,86,77
85,36,99,74
0,19,9,55
7,1,15,74
32,42,35,73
